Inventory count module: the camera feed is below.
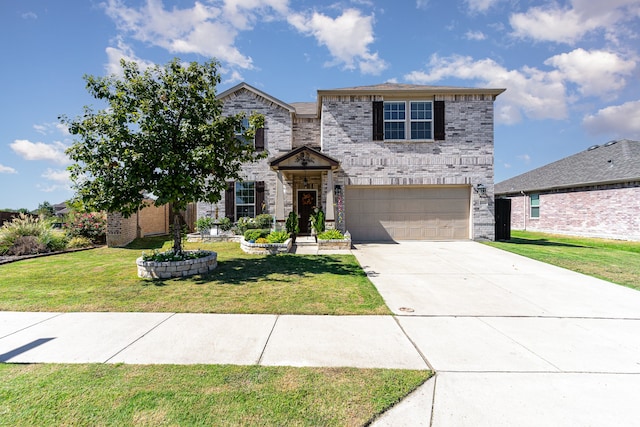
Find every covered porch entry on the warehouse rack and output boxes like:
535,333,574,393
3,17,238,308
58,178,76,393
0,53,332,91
270,146,340,234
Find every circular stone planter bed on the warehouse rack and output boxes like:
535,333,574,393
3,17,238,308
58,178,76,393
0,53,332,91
136,251,217,279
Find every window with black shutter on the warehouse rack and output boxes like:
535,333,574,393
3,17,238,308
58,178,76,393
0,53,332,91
225,180,265,220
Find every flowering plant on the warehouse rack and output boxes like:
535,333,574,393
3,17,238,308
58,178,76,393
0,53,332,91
66,212,106,243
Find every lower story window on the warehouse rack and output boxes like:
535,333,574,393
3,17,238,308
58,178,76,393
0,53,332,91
530,194,540,218
235,181,255,219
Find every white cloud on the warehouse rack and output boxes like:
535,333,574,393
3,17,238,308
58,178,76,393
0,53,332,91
42,168,72,184
10,140,71,165
0,164,17,174
465,30,486,41
544,49,636,98
33,122,71,136
103,0,253,69
288,8,387,74
416,0,429,10
466,0,501,13
510,0,640,44
583,100,640,139
105,38,156,76
22,11,37,19
222,0,289,30
517,154,531,164
405,54,567,124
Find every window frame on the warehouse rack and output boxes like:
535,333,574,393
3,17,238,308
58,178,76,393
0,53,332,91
235,181,256,220
383,100,434,141
530,193,540,219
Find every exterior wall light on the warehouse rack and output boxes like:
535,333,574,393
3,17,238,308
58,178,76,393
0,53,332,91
476,183,487,196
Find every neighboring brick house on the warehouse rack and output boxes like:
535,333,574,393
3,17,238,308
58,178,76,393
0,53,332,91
197,82,505,241
495,139,640,241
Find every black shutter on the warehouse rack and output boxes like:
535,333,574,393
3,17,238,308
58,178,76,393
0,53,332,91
225,181,235,221
255,181,265,215
434,100,445,140
372,101,384,141
254,128,265,151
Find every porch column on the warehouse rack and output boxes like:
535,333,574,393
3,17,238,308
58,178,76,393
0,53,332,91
275,171,285,222
325,170,335,224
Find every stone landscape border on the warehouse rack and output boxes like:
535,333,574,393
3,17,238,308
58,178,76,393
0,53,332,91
240,238,292,255
136,251,218,279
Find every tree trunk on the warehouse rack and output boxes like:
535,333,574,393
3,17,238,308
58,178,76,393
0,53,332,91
173,212,182,254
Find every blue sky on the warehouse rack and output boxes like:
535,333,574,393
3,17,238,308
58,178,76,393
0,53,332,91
1,0,639,210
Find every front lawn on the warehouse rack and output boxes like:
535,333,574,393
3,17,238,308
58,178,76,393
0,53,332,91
0,237,389,314
486,231,640,291
0,364,431,426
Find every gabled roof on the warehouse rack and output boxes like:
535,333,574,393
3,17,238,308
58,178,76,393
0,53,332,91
318,82,505,98
495,139,640,194
290,102,317,118
270,145,340,170
217,82,295,113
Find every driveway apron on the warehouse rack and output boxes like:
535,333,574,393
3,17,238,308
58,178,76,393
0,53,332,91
355,241,640,427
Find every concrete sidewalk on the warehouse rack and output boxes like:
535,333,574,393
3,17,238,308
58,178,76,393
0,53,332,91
2,241,640,425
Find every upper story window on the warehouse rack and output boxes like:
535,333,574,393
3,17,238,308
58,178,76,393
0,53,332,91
375,100,443,142
384,101,433,140
233,116,265,152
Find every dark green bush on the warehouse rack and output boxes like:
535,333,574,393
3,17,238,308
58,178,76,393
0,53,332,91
244,229,270,242
255,214,273,229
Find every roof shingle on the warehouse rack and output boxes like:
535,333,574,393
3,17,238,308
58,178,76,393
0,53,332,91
495,139,640,194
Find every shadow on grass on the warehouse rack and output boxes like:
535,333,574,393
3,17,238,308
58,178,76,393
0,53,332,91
126,236,171,250
147,254,363,286
504,237,586,248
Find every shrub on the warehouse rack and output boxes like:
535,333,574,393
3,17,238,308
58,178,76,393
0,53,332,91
67,236,93,249
0,214,51,253
66,212,106,244
244,229,270,242
237,217,258,234
255,213,273,229
255,237,268,244
41,230,69,252
285,211,299,235
142,249,211,262
317,229,345,240
266,230,290,243
218,217,233,231
8,236,48,256
195,217,216,232
310,208,325,233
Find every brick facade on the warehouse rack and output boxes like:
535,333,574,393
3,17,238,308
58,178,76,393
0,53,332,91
197,84,501,241
503,182,640,241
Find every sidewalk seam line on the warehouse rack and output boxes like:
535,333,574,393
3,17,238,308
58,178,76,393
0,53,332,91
0,312,65,340
257,314,279,365
429,373,438,427
392,315,434,371
103,312,176,363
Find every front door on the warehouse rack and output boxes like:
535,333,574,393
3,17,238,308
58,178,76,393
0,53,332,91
297,190,317,234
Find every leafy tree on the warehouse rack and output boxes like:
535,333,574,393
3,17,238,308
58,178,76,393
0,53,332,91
61,58,264,254
36,201,55,218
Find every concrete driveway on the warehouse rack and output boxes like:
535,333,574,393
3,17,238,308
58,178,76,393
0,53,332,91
354,241,640,426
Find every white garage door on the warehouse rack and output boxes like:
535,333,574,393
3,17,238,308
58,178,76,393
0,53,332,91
345,186,470,241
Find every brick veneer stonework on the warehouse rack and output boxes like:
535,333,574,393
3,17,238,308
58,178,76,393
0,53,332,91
197,85,500,241
320,94,496,240
504,182,640,241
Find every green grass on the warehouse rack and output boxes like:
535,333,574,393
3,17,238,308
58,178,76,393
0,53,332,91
0,364,432,426
486,230,640,291
0,236,389,314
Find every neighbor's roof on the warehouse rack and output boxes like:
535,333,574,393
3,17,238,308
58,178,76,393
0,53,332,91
495,139,640,194
318,82,506,98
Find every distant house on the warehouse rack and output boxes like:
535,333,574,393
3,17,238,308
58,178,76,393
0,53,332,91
495,139,640,241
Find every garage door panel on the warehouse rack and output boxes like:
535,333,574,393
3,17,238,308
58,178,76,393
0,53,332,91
346,186,470,241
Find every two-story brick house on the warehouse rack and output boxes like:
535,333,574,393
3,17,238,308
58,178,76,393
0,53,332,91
197,82,505,242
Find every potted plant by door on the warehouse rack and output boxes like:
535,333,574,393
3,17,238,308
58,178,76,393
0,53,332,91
285,211,299,243
309,207,325,241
